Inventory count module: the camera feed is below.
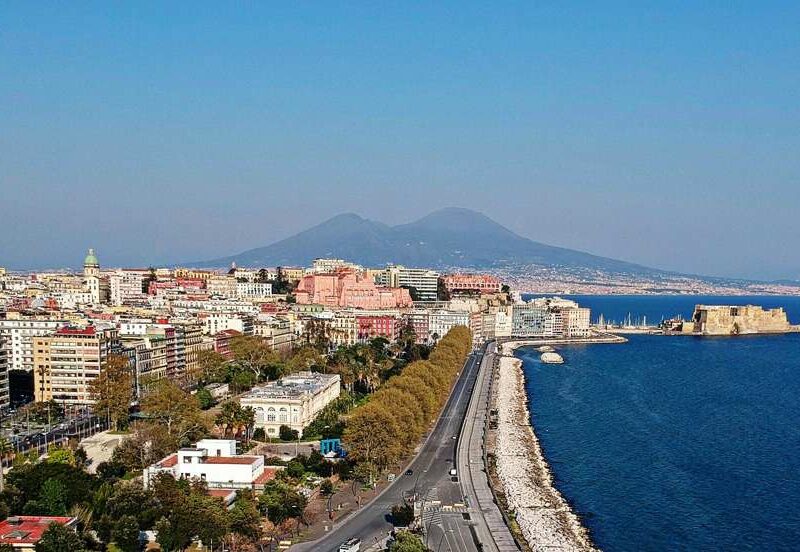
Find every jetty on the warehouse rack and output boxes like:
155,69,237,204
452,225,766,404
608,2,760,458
482,333,625,551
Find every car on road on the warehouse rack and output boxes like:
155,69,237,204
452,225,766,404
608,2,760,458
449,468,457,476
338,537,361,552
404,469,413,476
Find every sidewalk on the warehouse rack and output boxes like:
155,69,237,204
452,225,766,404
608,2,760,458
80,430,129,472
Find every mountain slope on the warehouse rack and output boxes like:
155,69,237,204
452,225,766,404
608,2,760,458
195,207,659,274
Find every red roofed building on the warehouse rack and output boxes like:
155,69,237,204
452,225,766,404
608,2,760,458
0,516,78,550
144,439,282,490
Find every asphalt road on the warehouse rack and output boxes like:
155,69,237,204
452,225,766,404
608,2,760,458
5,415,108,455
293,347,486,552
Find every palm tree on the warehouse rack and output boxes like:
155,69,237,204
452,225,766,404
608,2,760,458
0,436,13,493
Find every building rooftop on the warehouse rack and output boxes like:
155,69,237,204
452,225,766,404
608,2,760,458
0,516,77,545
240,371,339,400
203,456,260,465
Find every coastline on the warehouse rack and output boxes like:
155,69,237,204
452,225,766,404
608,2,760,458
487,338,623,552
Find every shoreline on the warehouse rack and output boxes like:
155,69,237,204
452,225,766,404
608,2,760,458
488,337,624,551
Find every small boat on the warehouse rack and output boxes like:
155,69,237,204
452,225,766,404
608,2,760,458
537,345,555,353
541,352,564,364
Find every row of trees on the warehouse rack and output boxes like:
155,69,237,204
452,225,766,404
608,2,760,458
342,326,472,481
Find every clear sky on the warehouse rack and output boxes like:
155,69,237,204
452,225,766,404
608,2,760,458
1,2,798,279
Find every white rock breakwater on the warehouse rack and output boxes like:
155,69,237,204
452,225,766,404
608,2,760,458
494,353,597,551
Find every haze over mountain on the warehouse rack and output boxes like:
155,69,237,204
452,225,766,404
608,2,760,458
196,207,664,276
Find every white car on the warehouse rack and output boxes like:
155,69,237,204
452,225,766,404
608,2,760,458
339,537,361,552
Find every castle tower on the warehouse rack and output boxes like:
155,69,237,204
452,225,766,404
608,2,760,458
84,248,101,303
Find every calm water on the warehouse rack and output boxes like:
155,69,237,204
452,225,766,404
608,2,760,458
517,296,800,551
522,294,800,326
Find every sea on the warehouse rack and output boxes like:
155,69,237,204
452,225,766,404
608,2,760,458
516,295,800,551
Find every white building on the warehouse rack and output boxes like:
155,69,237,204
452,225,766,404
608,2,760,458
207,276,238,298
428,310,470,341
240,372,341,438
109,270,147,306
236,282,273,298
143,439,276,490
0,337,8,409
312,258,362,274
0,319,65,371
511,298,590,338
199,313,254,336
375,265,440,301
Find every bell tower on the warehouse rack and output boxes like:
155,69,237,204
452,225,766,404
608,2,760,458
84,248,101,303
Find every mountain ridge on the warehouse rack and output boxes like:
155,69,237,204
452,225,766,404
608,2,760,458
193,207,667,276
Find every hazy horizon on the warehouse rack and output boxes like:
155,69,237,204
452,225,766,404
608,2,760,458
2,4,798,279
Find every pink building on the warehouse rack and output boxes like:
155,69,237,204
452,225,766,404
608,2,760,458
295,270,412,309
442,274,502,295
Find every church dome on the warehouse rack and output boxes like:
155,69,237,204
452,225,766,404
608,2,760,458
84,248,99,267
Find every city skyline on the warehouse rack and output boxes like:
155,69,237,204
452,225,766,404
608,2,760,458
2,4,799,279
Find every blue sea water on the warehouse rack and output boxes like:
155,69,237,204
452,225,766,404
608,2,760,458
516,296,800,551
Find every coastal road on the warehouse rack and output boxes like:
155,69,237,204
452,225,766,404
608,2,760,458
457,342,519,552
293,346,490,552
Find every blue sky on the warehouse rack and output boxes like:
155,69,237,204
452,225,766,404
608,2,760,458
1,2,798,279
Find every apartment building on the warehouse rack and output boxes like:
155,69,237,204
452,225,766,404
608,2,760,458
356,314,401,343
199,313,254,336
0,318,66,371
428,310,470,342
207,276,238,298
442,274,502,295
0,337,8,409
33,325,121,405
253,317,294,354
376,265,440,301
511,298,591,338
109,270,147,306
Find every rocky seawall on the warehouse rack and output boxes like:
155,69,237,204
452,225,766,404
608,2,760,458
492,353,597,551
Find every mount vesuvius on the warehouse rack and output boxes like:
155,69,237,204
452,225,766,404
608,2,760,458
195,208,662,276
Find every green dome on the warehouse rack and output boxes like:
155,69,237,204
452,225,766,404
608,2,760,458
84,248,99,267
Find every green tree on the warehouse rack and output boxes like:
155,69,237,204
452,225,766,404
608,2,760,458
389,531,429,552
111,515,140,552
111,421,178,472
39,478,68,515
230,335,281,380
195,387,215,410
258,481,307,525
88,354,133,431
391,503,414,527
228,490,262,542
0,436,13,493
279,425,298,442
140,379,210,442
320,479,334,497
45,446,75,466
286,459,305,479
34,522,87,552
194,348,227,383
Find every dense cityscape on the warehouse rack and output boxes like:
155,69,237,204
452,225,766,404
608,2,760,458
0,250,595,551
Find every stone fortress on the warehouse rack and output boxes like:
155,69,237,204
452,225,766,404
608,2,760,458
687,305,798,336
